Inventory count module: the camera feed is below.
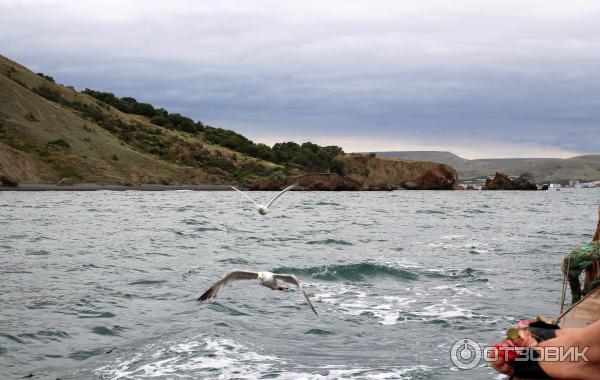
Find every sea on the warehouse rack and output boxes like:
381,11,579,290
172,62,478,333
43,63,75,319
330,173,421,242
1,189,598,379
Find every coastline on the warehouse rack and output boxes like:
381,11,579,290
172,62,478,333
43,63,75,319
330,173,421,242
0,183,402,191
0,183,234,191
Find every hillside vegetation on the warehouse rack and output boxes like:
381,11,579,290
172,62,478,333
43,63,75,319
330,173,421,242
0,55,343,185
374,151,600,183
0,55,461,190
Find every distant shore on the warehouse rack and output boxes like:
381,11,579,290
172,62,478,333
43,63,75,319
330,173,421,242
0,183,234,191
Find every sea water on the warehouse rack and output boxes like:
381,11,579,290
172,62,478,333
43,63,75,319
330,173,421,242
1,189,598,379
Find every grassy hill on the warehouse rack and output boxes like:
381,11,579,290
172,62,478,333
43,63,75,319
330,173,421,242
0,55,344,185
0,55,464,190
373,151,600,183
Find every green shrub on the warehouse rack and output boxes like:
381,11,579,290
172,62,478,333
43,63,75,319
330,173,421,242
331,158,345,175
36,72,55,83
32,85,62,102
83,90,157,118
69,101,106,122
150,115,169,126
12,78,28,88
204,157,235,172
46,138,70,149
238,161,271,176
49,81,346,173
49,161,82,179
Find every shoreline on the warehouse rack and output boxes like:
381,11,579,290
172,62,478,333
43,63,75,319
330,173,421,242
0,183,400,191
0,183,234,191
2,183,593,192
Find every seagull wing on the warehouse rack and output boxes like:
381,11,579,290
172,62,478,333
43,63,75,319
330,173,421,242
266,184,296,209
273,274,318,316
198,270,259,301
231,186,260,208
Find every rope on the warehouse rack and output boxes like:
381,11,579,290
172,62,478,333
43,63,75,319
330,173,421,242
556,285,600,324
593,206,600,242
559,256,570,315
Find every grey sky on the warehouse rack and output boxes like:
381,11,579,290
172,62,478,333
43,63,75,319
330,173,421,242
1,0,599,158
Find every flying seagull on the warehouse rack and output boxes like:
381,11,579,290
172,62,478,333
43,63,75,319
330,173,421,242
231,184,296,215
197,270,318,316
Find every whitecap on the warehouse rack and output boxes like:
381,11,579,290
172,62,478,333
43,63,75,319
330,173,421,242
95,335,281,379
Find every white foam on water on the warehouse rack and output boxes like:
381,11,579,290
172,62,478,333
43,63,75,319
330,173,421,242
312,281,482,325
94,335,281,379
94,334,433,379
427,242,445,248
441,234,465,240
430,283,483,297
314,284,410,325
413,299,474,319
274,364,433,379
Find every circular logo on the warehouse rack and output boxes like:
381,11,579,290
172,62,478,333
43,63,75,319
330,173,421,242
450,338,482,370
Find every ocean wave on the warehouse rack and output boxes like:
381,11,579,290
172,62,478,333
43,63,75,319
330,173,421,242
128,279,167,286
182,218,208,226
314,285,415,325
314,201,342,206
313,281,483,326
274,261,486,283
273,262,419,282
195,227,222,232
416,209,446,214
274,365,433,379
306,239,353,246
216,258,250,265
420,267,487,281
94,335,432,379
10,329,70,344
94,335,281,379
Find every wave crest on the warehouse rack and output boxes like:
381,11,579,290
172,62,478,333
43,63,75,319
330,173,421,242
273,262,419,281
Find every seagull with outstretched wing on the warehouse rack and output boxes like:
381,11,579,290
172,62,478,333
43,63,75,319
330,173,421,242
231,184,296,215
198,270,318,316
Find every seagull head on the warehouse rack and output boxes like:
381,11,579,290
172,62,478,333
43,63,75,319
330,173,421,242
257,205,269,215
257,272,274,284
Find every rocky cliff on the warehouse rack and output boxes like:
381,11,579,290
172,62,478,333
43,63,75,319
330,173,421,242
482,172,538,190
250,155,458,190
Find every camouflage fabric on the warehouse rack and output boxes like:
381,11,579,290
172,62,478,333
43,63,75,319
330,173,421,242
563,242,600,303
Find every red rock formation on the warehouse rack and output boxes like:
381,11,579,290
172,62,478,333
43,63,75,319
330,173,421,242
482,172,538,190
417,165,457,190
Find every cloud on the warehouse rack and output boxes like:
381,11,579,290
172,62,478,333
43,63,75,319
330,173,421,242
1,0,599,157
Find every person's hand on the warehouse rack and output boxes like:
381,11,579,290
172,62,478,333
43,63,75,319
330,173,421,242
489,339,516,375
489,321,539,375
518,327,538,347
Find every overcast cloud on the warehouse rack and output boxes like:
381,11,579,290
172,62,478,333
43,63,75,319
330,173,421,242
1,0,599,158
